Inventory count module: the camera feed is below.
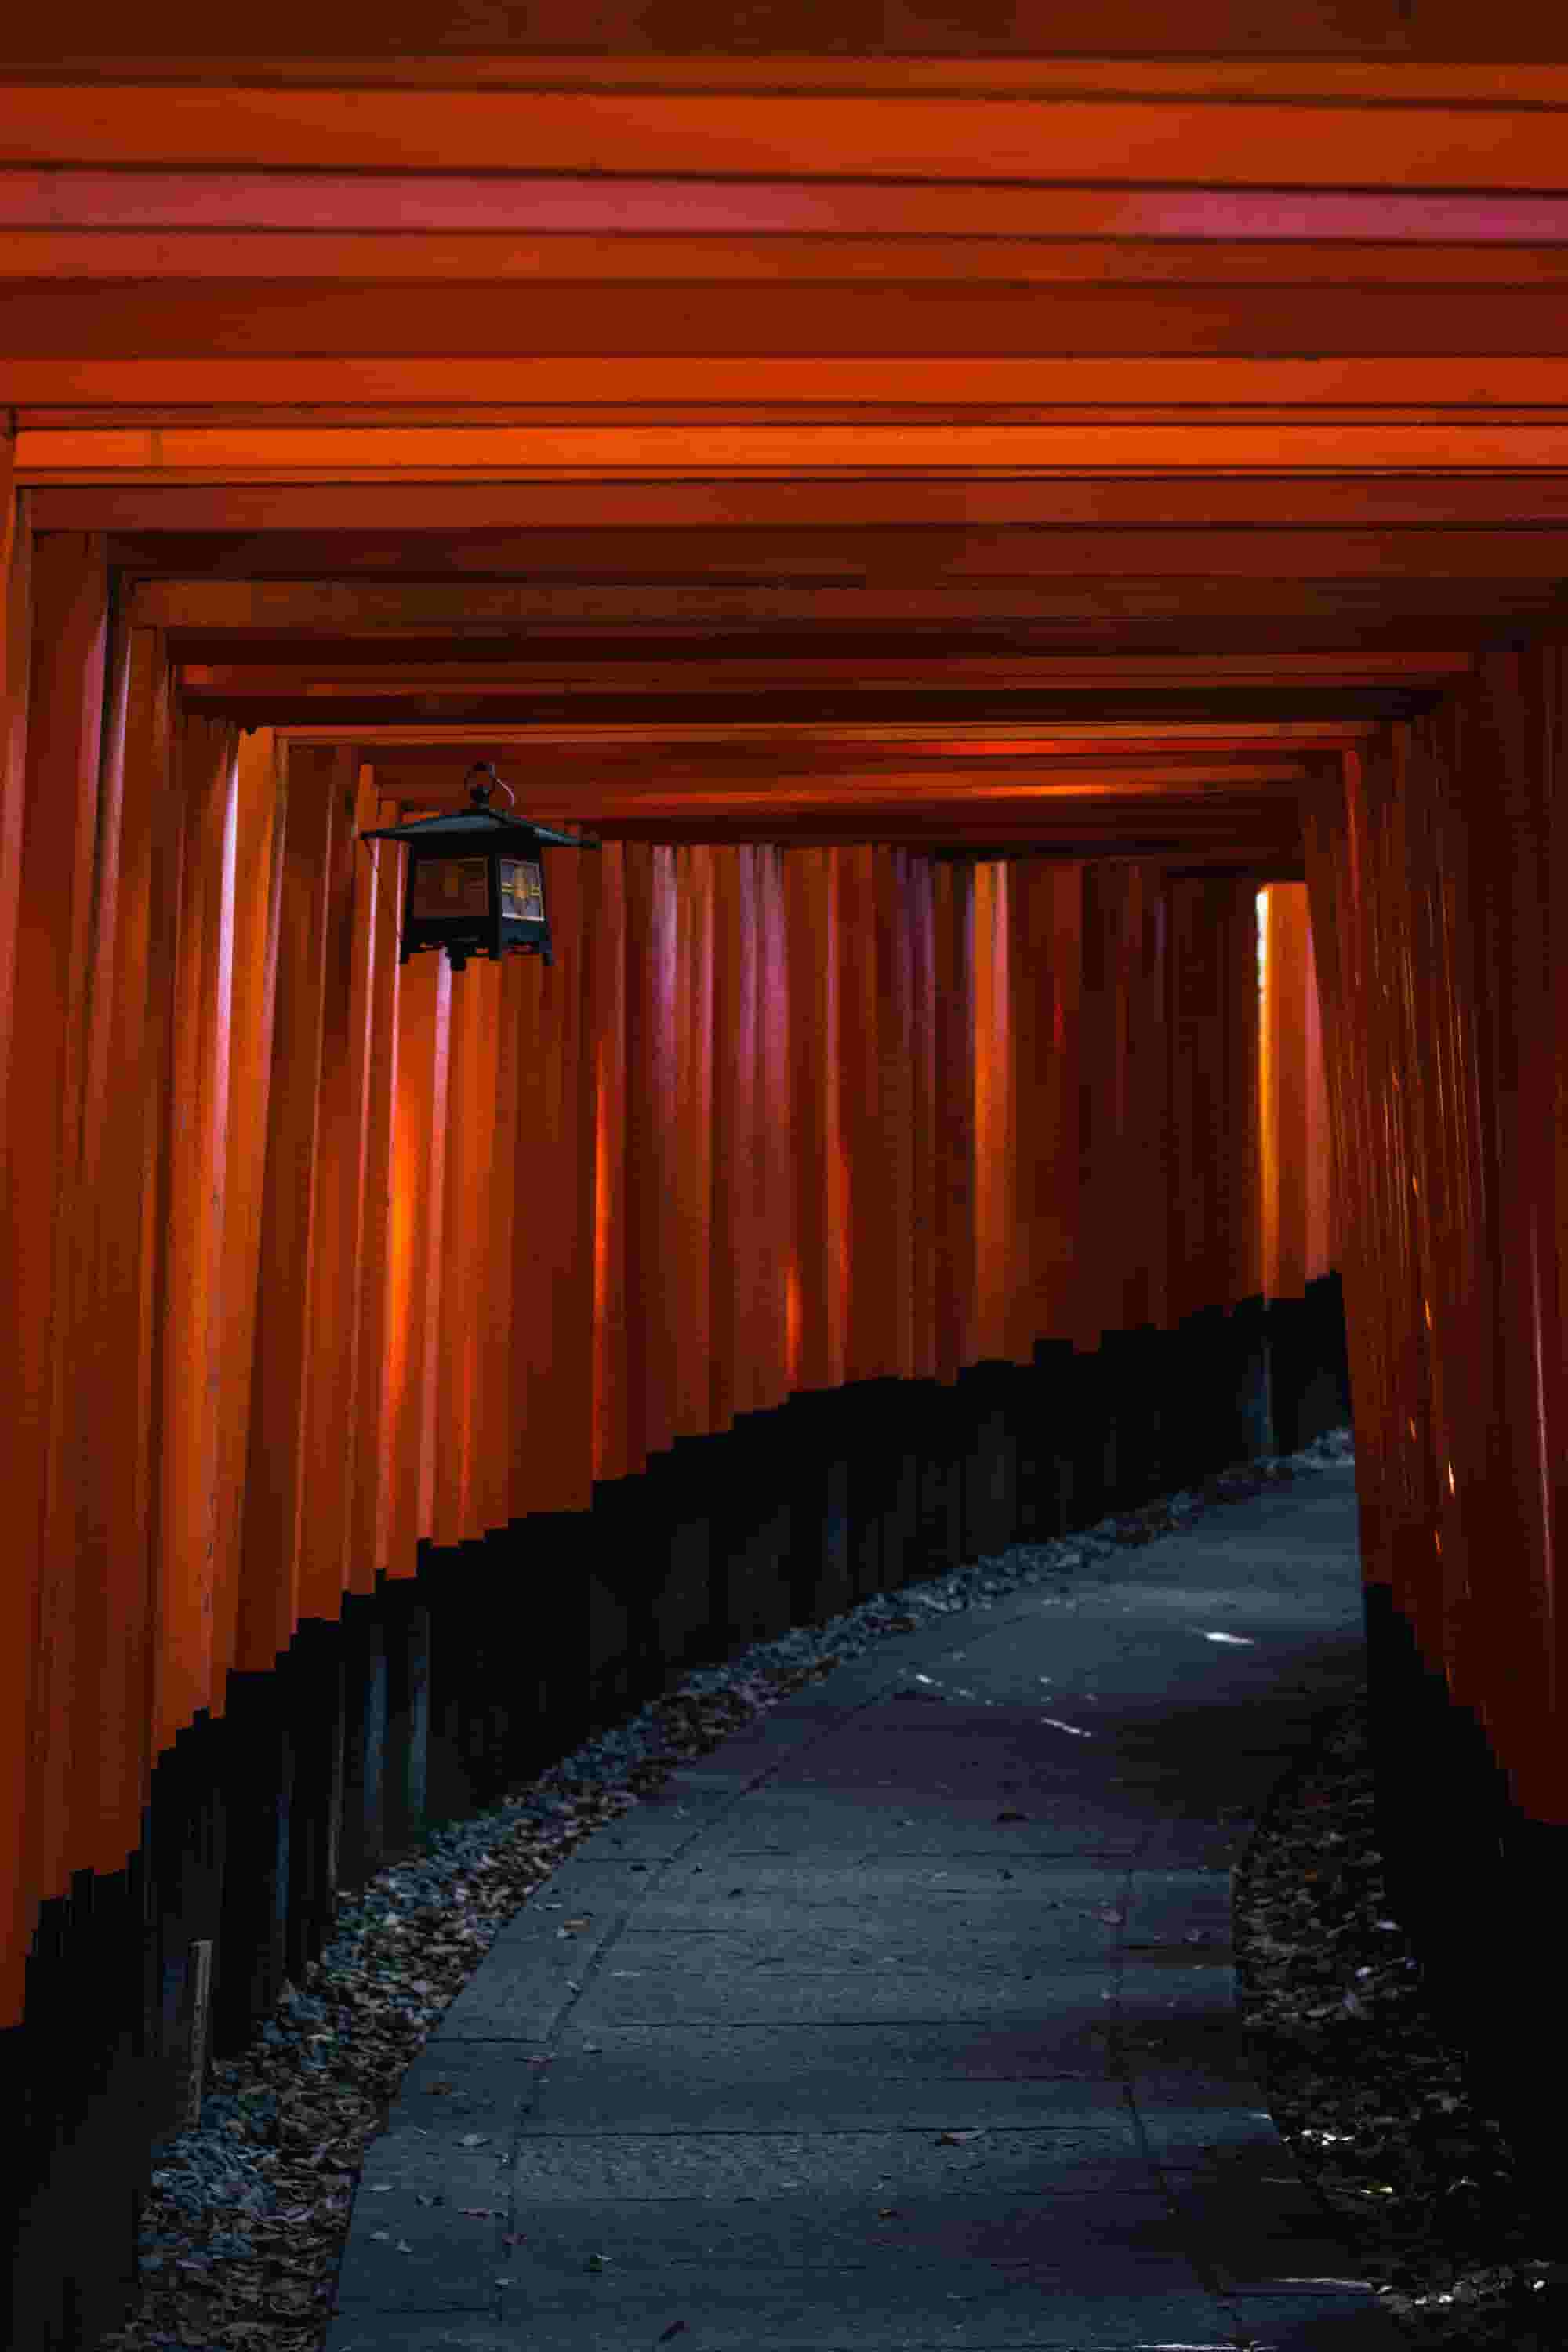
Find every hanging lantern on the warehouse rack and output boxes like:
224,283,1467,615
359,762,600,972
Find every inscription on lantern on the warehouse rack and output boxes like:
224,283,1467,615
410,857,491,920
499,858,545,923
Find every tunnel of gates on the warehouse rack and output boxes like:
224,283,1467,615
6,527,1568,2352
0,524,1360,2350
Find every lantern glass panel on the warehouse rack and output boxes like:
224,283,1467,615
410,855,491,920
499,858,545,922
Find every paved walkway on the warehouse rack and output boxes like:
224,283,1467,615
326,1460,1406,2351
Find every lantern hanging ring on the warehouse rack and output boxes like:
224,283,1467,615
466,760,516,811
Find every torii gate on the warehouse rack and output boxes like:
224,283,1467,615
2,19,1566,2349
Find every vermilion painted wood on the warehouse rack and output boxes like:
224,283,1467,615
757,844,794,1412
295,746,371,1609
878,849,917,1384
836,845,880,1388
708,843,757,1431
48,470,1568,535
672,844,714,1436
347,790,401,1579
384,932,451,1580
784,850,844,1395
1116,864,1169,1337
1302,907,1333,1285
971,862,1009,1368
11,534,108,1920
1264,884,1312,1302
1076,868,1115,1356
155,716,237,1748
236,743,334,1662
624,841,680,1468
430,924,485,1548
65,599,132,1881
906,854,938,1385
588,840,629,1484
478,935,522,1538
211,729,285,1667
931,860,976,1388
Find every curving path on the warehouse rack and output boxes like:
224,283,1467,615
325,1460,1405,2352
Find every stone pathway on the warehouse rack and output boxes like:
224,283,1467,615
325,1461,1406,2350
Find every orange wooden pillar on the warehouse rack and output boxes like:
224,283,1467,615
1302,653,1568,2183
1307,665,1568,1828
1166,877,1266,1475
2,533,110,2003
511,833,596,1523
345,772,403,1591
234,746,338,1661
971,861,1013,1372
1261,883,1314,1306
1003,860,1089,1532
755,843,794,1414
154,713,240,1748
1258,878,1343,1451
209,730,287,1686
673,844,716,1430
929,857,976,1393
786,848,847,1398
381,902,452,1587
622,840,682,1475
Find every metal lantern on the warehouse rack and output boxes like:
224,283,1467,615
359,762,600,972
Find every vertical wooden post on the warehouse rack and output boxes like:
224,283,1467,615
931,858,976,1392
386,935,451,1582
237,743,336,1662
5,534,108,1965
350,786,402,1583
210,730,286,1683
590,839,630,1487
300,748,378,1612
156,716,238,1745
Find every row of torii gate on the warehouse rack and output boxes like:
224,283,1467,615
2,24,1568,2350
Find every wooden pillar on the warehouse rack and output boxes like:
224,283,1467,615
155,714,239,1746
2,532,109,2013
299,750,379,1613
347,772,402,1590
236,743,337,1661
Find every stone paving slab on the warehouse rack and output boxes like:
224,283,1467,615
494,2188,1196,2274
326,1462,1406,2352
504,2125,1145,2204
327,2278,1259,2348
519,2034,1139,2133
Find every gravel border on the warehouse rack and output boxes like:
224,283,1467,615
98,1421,1558,2352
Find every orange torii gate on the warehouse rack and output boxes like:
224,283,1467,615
4,27,1567,2350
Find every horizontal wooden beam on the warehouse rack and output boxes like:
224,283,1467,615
15,281,1568,364
198,688,1431,731
19,366,1568,415
128,575,1568,633
22,474,1568,538
4,82,1568,188
140,525,1568,585
167,652,1464,695
3,43,1567,84
546,819,1303,855
5,58,1568,96
328,781,1316,818
318,717,1362,753
15,230,1568,288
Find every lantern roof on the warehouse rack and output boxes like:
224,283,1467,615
359,804,597,850
360,762,601,851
